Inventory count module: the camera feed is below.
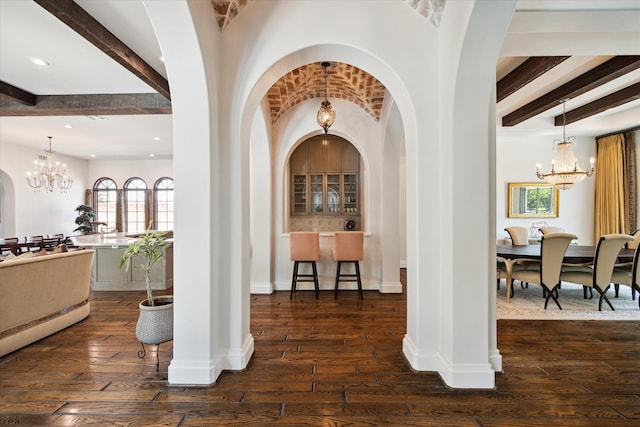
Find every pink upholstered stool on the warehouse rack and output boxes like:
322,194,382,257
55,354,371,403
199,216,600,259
289,232,320,299
332,231,364,299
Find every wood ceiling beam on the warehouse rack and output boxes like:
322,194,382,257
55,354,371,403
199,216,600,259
33,0,170,100
0,81,37,106
502,56,640,127
556,82,640,126
0,93,171,116
497,56,570,103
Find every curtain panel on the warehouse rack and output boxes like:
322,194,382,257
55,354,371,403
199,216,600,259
594,134,627,243
624,132,637,232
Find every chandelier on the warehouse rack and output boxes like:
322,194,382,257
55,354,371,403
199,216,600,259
536,101,594,190
316,61,336,134
26,136,73,193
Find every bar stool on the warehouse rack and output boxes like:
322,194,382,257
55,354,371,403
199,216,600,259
333,231,364,299
289,231,320,299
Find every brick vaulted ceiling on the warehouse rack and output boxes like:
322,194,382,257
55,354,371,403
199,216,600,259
211,0,445,124
267,62,387,124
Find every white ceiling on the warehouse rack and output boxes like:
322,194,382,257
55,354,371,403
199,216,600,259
0,0,639,161
0,0,170,160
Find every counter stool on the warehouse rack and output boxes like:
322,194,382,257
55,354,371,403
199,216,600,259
289,232,320,299
333,231,364,299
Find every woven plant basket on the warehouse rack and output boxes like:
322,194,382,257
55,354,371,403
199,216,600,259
136,295,174,345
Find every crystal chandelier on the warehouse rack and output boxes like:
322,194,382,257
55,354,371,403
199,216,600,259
26,136,73,193
316,61,336,134
536,101,594,190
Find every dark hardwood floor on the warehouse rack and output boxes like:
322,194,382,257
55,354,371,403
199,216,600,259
1,270,639,426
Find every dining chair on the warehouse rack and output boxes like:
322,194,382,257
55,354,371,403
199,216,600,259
560,234,634,311
25,235,43,252
41,237,62,251
539,226,564,235
497,256,525,298
611,246,640,309
510,232,577,309
497,256,507,291
504,226,535,290
612,229,640,298
505,226,529,245
289,231,320,299
0,237,20,256
333,231,364,299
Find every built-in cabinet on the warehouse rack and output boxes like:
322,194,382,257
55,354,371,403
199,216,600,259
292,173,358,215
289,135,361,231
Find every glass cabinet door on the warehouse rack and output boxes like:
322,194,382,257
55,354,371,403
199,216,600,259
292,175,307,214
327,174,340,213
343,174,357,213
310,174,324,213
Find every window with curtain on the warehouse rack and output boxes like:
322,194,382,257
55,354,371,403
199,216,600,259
594,131,637,241
154,177,174,231
124,178,148,233
93,178,118,230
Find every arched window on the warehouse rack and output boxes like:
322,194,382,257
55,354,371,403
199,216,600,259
124,178,148,233
93,178,117,230
154,177,174,231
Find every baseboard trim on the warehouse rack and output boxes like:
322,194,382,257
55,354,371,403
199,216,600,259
250,281,274,294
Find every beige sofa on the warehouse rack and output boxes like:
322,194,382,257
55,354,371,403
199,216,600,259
0,249,95,357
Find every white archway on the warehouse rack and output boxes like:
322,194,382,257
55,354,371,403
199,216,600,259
0,169,16,237
145,0,517,389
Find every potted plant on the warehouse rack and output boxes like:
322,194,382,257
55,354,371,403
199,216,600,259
119,222,173,346
73,204,106,235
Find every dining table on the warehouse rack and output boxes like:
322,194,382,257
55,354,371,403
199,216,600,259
0,239,39,256
497,244,635,302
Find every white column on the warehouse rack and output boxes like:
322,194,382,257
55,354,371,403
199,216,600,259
380,103,403,293
250,108,274,294
144,0,223,384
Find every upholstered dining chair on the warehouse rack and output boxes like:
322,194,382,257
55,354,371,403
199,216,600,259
505,226,529,245
289,231,320,299
628,229,640,250
510,232,577,309
333,231,364,299
612,229,640,298
560,234,634,311
539,226,564,235
505,226,534,290
497,256,515,298
611,246,640,309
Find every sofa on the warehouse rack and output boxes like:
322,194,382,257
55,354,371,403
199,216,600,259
0,249,95,357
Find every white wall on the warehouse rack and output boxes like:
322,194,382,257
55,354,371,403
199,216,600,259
0,140,173,238
0,140,88,238
88,159,173,188
496,134,596,244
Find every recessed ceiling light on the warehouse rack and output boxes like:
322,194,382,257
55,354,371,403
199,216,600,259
31,58,49,66
153,136,160,141
64,124,72,129
160,56,165,62
90,154,96,158
149,153,155,157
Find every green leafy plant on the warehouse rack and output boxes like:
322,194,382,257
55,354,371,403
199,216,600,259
73,204,106,235
119,222,170,306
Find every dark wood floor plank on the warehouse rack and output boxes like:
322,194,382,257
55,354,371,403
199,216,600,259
0,269,639,425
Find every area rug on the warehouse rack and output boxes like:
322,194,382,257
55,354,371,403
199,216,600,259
497,282,640,320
